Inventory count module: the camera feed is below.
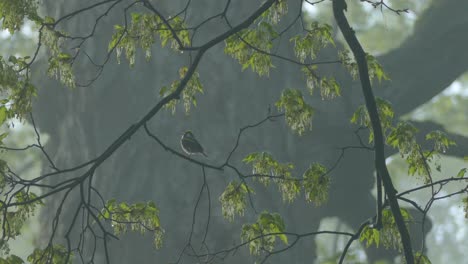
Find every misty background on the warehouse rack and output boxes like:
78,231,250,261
1,0,467,263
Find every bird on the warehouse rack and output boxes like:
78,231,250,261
180,131,207,157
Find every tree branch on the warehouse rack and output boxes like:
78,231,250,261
332,0,414,262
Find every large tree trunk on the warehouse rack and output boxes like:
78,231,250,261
33,0,467,263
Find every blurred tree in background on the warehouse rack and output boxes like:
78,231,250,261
1,0,467,263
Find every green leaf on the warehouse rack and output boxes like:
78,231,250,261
160,67,203,114
350,105,367,125
8,56,18,64
425,130,456,153
386,121,418,156
131,12,141,21
0,106,7,124
276,89,314,135
414,252,432,264
27,244,71,264
242,152,299,202
224,23,276,76
290,22,334,63
57,52,72,62
241,211,288,255
278,233,288,244
351,98,394,143
302,163,329,206
159,86,168,97
260,0,288,24
100,199,164,248
319,77,341,100
44,16,55,24
242,153,257,163
219,181,254,221
462,197,468,219
47,56,76,88
457,168,467,178
0,0,39,33
0,255,25,264
339,50,359,79
366,54,390,82
109,13,190,66
381,208,411,250
360,226,380,247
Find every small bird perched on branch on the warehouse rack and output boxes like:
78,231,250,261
180,131,207,157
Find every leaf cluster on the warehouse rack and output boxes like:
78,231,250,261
260,0,288,25
0,190,43,256
219,153,331,228
0,244,72,264
224,22,278,76
219,181,254,222
351,97,394,142
159,66,204,114
275,89,314,135
100,199,164,249
360,208,411,250
108,13,190,67
303,163,330,206
339,50,389,82
351,96,458,182
290,22,334,63
240,211,288,255
0,56,37,121
243,153,330,206
0,0,40,34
